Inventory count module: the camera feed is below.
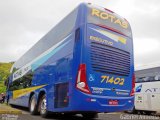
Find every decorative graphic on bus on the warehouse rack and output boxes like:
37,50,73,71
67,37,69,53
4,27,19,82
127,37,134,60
91,8,128,29
12,34,73,81
89,35,113,46
90,28,127,44
136,84,142,92
13,85,47,99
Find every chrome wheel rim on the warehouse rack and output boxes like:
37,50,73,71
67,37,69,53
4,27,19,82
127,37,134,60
40,97,47,114
30,98,36,112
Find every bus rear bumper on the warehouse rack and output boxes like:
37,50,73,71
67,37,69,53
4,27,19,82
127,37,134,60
71,93,134,113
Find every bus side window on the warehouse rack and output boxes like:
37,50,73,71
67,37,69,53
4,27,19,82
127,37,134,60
136,78,142,83
9,80,19,91
155,75,160,81
20,73,33,89
13,80,20,90
144,77,149,82
9,83,13,91
137,77,145,82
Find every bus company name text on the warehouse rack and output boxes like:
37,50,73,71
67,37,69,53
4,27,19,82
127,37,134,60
13,66,30,81
145,88,160,93
91,8,128,29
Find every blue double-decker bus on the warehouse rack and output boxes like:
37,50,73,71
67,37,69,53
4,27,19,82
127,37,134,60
6,3,135,118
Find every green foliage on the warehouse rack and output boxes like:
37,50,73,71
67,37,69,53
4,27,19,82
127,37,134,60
0,62,13,93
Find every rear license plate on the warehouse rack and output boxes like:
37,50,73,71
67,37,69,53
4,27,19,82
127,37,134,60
109,100,118,105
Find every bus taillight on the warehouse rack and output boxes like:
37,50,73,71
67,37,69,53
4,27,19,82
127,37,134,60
130,74,135,96
76,64,91,94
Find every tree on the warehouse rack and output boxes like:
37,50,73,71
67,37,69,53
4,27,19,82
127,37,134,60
0,62,13,93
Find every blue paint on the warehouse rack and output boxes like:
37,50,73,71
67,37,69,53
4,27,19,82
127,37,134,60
31,39,71,71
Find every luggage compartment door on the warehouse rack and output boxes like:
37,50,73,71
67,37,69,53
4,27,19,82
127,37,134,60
54,83,69,108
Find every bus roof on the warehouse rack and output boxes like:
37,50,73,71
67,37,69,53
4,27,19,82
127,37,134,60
136,66,160,78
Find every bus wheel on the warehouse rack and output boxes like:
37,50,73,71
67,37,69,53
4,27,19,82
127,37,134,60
125,107,135,114
39,94,50,118
137,110,143,115
145,111,156,115
63,113,76,117
29,95,38,115
82,113,98,119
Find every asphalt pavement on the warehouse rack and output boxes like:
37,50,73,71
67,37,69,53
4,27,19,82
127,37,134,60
0,104,160,120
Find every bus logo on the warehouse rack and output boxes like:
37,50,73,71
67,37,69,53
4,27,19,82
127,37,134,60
136,84,142,92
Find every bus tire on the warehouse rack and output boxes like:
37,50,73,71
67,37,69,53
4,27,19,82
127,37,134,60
82,113,98,119
63,113,76,117
29,94,38,115
10,104,16,108
39,94,50,118
145,111,155,115
125,106,136,114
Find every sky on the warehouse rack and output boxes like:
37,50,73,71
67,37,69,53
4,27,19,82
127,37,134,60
0,0,160,69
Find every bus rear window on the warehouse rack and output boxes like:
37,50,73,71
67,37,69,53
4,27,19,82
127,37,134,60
87,7,132,37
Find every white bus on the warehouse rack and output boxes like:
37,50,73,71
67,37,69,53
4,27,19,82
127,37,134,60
133,67,160,115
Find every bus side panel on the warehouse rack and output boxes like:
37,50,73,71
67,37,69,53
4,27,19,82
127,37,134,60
7,3,86,112
47,4,88,112
31,33,75,112
135,82,160,113
8,2,79,109
150,93,160,112
8,33,75,110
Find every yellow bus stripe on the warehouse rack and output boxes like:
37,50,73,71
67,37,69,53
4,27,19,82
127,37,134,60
13,85,47,99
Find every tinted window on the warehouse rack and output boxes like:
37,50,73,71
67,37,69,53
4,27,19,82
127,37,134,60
12,8,78,72
136,75,160,83
87,7,132,37
9,72,33,91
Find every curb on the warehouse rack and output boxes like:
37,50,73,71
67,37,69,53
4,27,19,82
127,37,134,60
0,104,22,114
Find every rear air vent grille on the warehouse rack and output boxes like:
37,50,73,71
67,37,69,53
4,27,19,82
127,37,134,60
90,42,130,76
